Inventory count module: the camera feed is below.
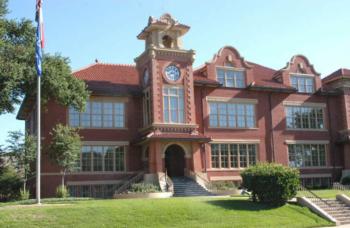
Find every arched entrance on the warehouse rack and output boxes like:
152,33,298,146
165,144,185,177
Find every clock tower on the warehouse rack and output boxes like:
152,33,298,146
135,13,197,129
135,14,207,177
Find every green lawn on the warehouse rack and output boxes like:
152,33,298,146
0,197,333,228
297,189,350,199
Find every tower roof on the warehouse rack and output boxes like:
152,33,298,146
137,13,190,40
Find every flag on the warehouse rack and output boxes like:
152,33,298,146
35,0,44,76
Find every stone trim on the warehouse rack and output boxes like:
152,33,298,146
300,173,332,178
210,139,260,144
66,180,122,185
82,141,129,146
206,96,258,104
285,140,329,144
210,176,242,181
41,171,135,176
283,101,326,108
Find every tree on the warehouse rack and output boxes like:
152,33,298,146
5,131,36,191
0,0,89,115
49,124,81,187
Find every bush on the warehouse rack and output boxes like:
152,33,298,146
241,163,300,205
19,188,30,200
0,166,22,201
211,181,237,191
341,176,350,185
56,185,69,198
129,183,161,193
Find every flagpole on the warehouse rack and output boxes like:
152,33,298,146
35,0,43,205
36,72,41,205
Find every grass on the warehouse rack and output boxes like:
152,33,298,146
0,197,333,228
297,189,350,199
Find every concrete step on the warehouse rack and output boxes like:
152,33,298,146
172,177,213,197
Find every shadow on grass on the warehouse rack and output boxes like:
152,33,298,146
206,199,281,211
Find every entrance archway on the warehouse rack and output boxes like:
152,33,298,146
164,144,185,177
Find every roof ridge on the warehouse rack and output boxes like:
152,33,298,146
247,61,276,71
72,63,98,74
96,63,136,67
72,62,136,74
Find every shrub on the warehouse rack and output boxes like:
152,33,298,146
341,176,350,185
56,185,69,198
241,163,300,205
129,183,161,193
0,166,22,201
19,188,30,200
211,181,237,191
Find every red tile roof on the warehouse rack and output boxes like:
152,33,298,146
248,62,296,91
322,68,350,84
73,63,141,96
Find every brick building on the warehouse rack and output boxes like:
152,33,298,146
18,14,350,197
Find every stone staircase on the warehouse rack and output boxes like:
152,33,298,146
311,198,350,225
172,176,214,197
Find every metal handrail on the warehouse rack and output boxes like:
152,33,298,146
114,172,144,195
299,185,337,209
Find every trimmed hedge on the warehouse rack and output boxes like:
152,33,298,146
241,163,300,205
341,175,350,185
129,183,161,193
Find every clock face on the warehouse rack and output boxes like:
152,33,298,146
143,69,149,85
165,65,180,81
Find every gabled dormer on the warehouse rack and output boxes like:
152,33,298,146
202,46,254,89
274,55,321,94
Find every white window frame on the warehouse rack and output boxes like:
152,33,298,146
209,142,258,170
216,66,246,88
286,141,327,168
162,85,185,124
207,98,257,129
77,142,127,173
290,74,315,93
69,99,126,129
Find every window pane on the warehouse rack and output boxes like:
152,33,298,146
211,144,220,168
221,144,229,168
115,146,125,171
217,69,225,85
92,146,103,171
226,70,234,87
235,71,245,88
114,103,125,127
104,146,114,171
103,103,113,128
81,102,91,127
248,144,256,166
239,145,247,168
69,107,80,127
230,144,238,168
82,146,91,171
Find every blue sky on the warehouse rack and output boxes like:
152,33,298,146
1,0,349,146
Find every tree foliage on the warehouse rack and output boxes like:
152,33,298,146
49,124,81,186
5,130,36,190
241,163,300,205
0,0,89,114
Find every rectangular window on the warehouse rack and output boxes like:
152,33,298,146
211,143,257,169
285,106,324,129
216,68,245,88
143,89,152,126
291,75,315,93
209,102,255,128
77,145,126,172
163,86,184,123
288,144,326,168
69,100,125,128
